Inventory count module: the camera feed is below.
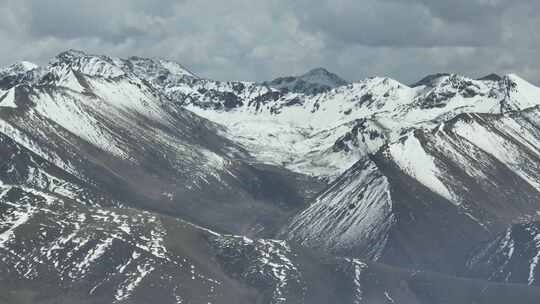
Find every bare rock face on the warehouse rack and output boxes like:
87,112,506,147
467,221,540,286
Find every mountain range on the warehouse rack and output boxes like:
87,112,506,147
1,49,540,303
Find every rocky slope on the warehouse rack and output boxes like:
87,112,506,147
2,50,540,303
467,221,540,286
178,71,540,181
284,109,540,274
0,50,325,238
2,179,539,304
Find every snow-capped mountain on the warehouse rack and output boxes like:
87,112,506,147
0,61,45,92
173,71,540,182
0,50,325,238
1,137,539,304
3,129,535,304
2,49,540,303
283,108,540,274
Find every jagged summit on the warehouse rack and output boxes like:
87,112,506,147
412,72,530,88
126,55,199,81
411,73,451,87
55,48,89,59
0,60,44,90
0,61,41,82
38,50,200,86
0,61,40,75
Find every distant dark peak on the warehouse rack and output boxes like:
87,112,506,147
263,67,348,95
308,67,328,73
56,49,89,60
127,55,155,63
299,67,348,85
301,67,333,77
411,73,451,87
478,73,502,82
128,55,146,60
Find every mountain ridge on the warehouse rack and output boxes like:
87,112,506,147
2,50,540,303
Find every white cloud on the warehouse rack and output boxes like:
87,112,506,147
0,0,539,84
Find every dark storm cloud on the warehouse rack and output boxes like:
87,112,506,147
291,0,504,47
1,0,539,84
22,0,176,41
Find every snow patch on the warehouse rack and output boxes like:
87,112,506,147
388,134,453,201
0,88,17,108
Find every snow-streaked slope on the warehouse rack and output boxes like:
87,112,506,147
284,158,395,260
0,60,45,94
451,111,540,191
387,133,453,201
0,50,322,237
503,74,540,110
0,61,39,74
182,77,414,179
0,87,17,108
2,50,540,302
0,185,253,304
35,51,537,183
0,130,118,207
285,108,540,274
0,61,42,84
468,221,540,286
1,184,538,304
381,113,540,226
179,71,540,180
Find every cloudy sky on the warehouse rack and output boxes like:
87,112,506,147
1,0,539,84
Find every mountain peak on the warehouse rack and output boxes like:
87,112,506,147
16,61,40,71
157,59,198,78
48,49,126,79
299,67,348,86
0,61,40,76
0,61,43,90
55,49,89,60
301,67,333,76
265,67,348,94
411,73,452,87
125,56,199,84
